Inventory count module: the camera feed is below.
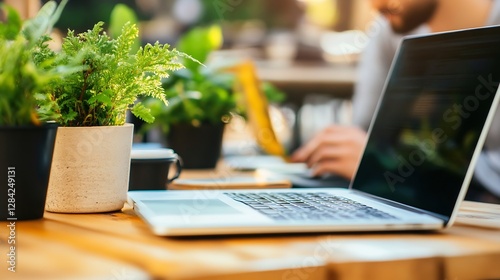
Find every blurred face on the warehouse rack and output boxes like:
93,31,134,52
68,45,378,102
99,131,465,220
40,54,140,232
371,0,438,33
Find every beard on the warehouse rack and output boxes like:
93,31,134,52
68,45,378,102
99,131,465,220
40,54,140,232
383,0,439,34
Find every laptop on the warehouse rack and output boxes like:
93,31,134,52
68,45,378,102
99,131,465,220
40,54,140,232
128,26,500,236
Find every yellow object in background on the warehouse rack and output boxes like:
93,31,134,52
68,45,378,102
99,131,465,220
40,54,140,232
230,61,288,160
303,0,338,28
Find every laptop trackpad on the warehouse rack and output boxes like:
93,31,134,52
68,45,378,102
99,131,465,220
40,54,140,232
144,199,243,216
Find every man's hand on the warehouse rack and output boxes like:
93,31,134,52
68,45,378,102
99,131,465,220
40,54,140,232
290,125,367,180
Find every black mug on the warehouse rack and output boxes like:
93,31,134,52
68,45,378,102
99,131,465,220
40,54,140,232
129,148,182,190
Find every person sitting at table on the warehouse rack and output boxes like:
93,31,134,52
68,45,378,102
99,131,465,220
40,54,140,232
291,0,500,203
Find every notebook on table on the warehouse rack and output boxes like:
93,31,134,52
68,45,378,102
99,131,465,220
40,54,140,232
128,25,500,236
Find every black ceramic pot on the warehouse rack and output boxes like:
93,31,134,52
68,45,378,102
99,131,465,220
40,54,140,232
167,122,225,169
0,124,58,220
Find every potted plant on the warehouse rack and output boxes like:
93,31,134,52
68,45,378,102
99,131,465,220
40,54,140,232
144,25,287,169
142,25,240,169
0,0,76,220
36,10,189,213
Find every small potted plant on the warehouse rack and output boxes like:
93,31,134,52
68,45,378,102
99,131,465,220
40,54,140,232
0,0,77,220
37,12,189,213
143,25,241,169
144,25,287,169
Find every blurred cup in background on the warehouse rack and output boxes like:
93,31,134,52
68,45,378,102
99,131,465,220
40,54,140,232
265,31,298,66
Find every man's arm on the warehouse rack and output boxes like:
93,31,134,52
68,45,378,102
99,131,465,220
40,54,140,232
290,18,401,180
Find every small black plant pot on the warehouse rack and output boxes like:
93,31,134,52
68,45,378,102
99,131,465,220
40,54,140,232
0,125,58,220
167,123,225,169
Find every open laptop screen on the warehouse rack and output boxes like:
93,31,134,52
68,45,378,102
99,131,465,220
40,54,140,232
352,26,500,221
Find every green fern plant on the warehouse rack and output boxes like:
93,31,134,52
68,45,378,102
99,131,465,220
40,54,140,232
37,21,189,126
0,0,75,126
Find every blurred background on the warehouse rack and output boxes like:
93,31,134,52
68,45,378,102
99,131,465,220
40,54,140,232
7,0,377,154
41,0,373,50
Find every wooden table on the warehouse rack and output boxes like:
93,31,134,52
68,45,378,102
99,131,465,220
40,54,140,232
1,174,500,279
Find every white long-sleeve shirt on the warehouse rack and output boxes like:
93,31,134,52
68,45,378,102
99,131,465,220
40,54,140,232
352,1,500,197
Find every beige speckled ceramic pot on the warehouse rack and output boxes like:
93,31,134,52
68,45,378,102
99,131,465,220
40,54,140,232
45,124,133,213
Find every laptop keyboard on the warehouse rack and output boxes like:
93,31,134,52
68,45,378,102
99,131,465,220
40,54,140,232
224,192,398,221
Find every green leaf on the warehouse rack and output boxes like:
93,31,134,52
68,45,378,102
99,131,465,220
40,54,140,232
131,102,154,123
109,4,140,53
22,0,68,44
262,82,286,103
0,5,22,40
177,25,222,71
87,90,112,105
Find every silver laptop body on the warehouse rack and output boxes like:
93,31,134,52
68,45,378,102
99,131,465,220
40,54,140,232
129,26,500,236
